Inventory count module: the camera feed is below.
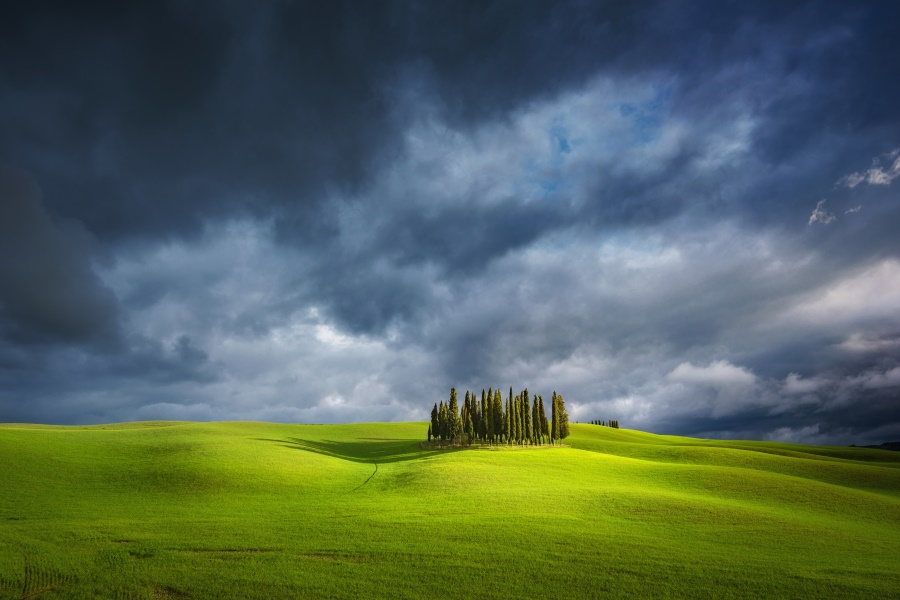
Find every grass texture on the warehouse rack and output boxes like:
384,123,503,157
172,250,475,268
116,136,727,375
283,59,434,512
0,421,898,598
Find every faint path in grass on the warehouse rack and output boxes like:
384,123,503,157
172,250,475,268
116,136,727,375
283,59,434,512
350,462,378,492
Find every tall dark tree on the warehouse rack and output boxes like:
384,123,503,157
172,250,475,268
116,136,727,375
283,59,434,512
523,391,532,445
479,389,487,441
516,394,523,445
463,390,471,440
538,396,548,442
551,391,559,444
504,396,511,445
431,403,439,442
464,406,474,445
510,395,516,444
448,388,460,444
439,401,448,441
558,394,570,440
427,423,432,442
531,398,539,444
484,389,493,444
493,388,503,444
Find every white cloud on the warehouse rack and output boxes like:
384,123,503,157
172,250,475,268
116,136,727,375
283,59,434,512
835,332,900,353
785,259,900,326
851,367,900,390
845,205,862,214
808,199,836,225
783,373,828,394
667,360,756,386
837,148,900,188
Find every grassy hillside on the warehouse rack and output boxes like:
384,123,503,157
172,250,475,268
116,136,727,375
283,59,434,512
0,422,898,599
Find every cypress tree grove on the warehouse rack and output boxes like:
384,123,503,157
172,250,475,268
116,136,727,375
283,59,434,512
426,387,574,448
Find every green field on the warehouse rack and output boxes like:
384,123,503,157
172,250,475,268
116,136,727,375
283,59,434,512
1,421,898,599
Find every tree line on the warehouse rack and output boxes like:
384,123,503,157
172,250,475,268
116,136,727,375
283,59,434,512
588,419,620,428
427,387,569,447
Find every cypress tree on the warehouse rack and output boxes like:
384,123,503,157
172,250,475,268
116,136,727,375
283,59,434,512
493,388,503,443
511,395,517,444
551,391,559,444
538,396,548,442
431,403,439,440
512,395,519,445
517,394,524,445
439,401,448,441
448,388,460,445
511,394,517,445
518,395,525,444
427,423,432,442
480,390,487,442
558,394,570,440
462,391,470,441
521,394,527,443
523,392,532,445
485,390,494,445
504,396,511,445
532,396,540,444
464,407,474,446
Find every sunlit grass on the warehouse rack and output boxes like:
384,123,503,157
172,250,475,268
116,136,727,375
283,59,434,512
1,422,898,598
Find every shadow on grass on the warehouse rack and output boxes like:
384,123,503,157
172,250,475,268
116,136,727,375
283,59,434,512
255,437,447,464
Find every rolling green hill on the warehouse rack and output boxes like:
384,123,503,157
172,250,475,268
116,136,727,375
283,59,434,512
1,422,898,599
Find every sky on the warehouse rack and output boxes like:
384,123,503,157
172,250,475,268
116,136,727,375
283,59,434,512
1,1,899,444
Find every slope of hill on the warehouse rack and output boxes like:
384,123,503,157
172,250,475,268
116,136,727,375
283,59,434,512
0,422,898,599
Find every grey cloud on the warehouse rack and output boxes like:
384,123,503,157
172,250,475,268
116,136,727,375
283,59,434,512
0,167,120,346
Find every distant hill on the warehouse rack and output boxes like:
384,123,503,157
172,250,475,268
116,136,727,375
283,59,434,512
851,441,900,451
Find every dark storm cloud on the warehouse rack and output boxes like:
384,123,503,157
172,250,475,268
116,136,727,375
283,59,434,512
0,167,120,346
0,0,639,242
1,1,899,443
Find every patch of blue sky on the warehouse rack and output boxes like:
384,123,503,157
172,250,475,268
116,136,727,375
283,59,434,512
551,123,573,156
513,116,581,203
517,157,571,204
618,84,672,145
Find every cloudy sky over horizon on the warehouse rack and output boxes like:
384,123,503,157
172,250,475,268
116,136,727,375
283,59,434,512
2,1,899,444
